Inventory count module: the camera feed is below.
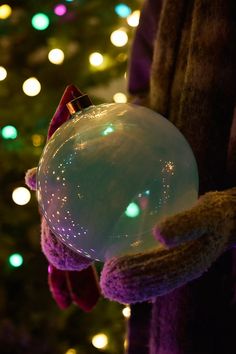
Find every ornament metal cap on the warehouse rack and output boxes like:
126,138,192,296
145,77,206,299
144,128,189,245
67,94,93,115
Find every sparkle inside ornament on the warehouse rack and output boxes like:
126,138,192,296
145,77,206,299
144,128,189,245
37,103,199,261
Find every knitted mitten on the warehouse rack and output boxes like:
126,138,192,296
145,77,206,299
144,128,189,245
100,188,236,304
25,85,100,310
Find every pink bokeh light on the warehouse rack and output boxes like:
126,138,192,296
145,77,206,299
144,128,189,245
54,4,67,16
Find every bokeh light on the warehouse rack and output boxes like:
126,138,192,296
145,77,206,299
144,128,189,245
127,10,140,27
22,77,41,96
113,92,127,103
48,48,65,64
122,306,131,318
110,29,128,47
32,134,44,147
1,125,17,139
12,187,31,206
9,253,24,268
0,66,7,81
115,4,131,18
0,4,12,19
89,52,104,66
31,13,50,30
54,4,67,16
65,349,76,354
125,202,140,218
91,333,108,349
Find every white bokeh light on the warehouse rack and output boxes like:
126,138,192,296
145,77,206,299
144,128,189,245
127,10,140,27
89,52,104,66
12,187,31,206
91,333,108,349
113,92,127,103
48,48,65,64
0,66,7,81
122,306,131,318
110,29,128,47
22,77,41,96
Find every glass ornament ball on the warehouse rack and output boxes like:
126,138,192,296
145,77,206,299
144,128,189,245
37,103,199,261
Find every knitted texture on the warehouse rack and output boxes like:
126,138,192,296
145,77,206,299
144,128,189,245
25,167,37,191
100,188,236,304
41,217,92,271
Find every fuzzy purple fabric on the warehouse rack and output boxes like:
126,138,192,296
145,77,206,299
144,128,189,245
41,217,92,271
25,167,37,191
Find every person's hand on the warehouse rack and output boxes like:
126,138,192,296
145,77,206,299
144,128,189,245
100,188,236,304
25,85,100,311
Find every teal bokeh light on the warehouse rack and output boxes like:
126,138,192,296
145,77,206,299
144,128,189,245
9,253,23,267
1,125,18,139
125,202,140,218
115,4,131,18
31,13,50,30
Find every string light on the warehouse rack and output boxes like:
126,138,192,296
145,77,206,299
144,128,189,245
65,349,76,354
9,253,24,268
31,13,50,30
12,187,31,206
127,10,140,27
1,125,18,139
115,4,131,18
110,29,128,47
54,4,67,16
113,92,127,103
0,66,7,81
22,77,41,96
48,48,65,64
32,134,44,147
91,333,108,349
0,4,12,19
89,52,104,67
122,306,131,318
125,202,140,218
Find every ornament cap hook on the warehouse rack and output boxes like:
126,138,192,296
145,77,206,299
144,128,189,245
67,94,93,115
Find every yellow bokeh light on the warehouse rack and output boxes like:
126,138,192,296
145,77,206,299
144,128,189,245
91,333,108,349
65,349,77,354
22,77,41,96
122,306,131,318
89,52,104,66
32,134,44,147
0,66,7,81
110,29,128,47
48,48,65,64
113,92,127,103
127,10,140,27
0,4,12,19
12,187,31,206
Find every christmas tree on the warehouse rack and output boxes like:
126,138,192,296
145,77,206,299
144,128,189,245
0,1,140,352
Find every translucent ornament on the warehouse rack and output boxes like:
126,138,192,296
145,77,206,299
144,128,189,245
37,101,199,261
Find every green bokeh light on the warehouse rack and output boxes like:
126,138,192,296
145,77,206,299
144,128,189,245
125,202,140,218
31,13,50,30
102,126,114,136
9,253,24,267
1,125,18,139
